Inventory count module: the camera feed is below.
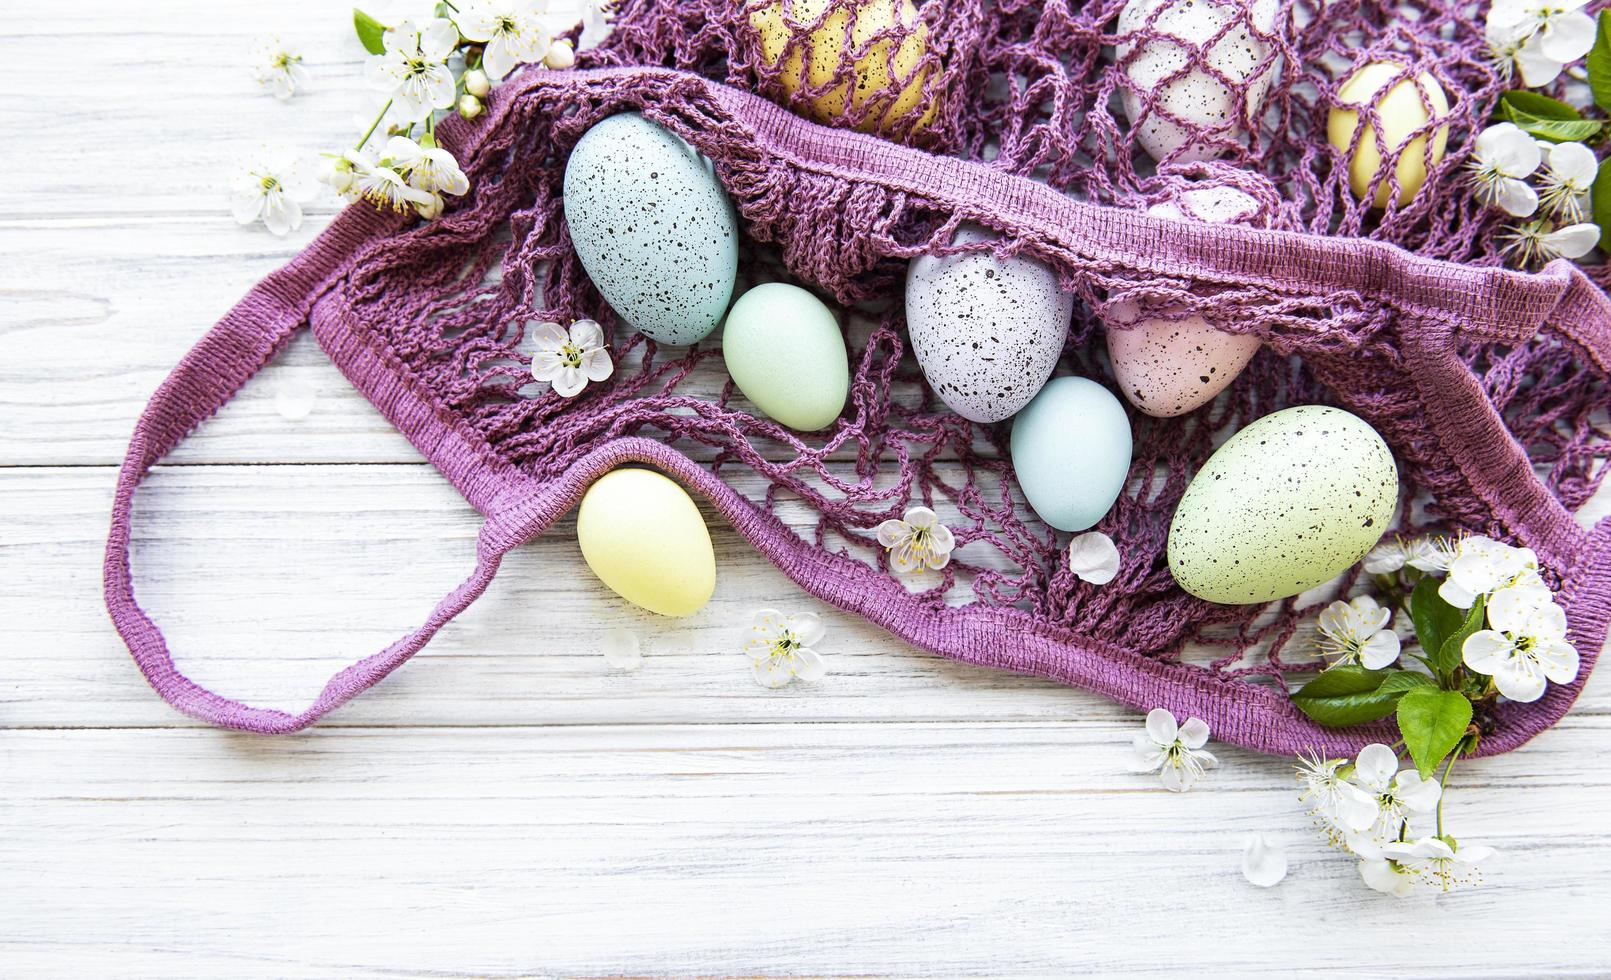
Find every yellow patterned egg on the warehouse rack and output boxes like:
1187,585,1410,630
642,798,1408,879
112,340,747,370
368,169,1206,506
1327,62,1450,209
749,0,938,135
576,468,717,617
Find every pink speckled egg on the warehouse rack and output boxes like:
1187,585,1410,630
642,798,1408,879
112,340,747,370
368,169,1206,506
1104,184,1267,418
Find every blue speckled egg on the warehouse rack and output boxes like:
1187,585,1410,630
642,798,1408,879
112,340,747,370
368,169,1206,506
1168,405,1398,605
1010,377,1133,531
905,226,1074,423
563,113,739,346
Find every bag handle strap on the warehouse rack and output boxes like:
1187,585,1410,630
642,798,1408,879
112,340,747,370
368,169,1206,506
103,208,526,733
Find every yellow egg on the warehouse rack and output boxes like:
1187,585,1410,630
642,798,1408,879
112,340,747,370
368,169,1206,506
576,468,716,617
1326,62,1450,209
749,0,938,135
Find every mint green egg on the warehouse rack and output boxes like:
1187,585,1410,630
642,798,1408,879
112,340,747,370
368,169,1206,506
1010,377,1133,531
1167,405,1398,605
722,283,849,432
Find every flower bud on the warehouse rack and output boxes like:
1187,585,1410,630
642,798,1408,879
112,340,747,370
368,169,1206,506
457,94,484,120
463,68,491,97
543,40,576,70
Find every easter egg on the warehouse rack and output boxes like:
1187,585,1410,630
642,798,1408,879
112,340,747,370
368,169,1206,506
1167,405,1398,604
563,113,739,346
1105,185,1265,417
1116,0,1282,162
749,0,939,136
723,282,850,431
1326,62,1450,209
576,468,717,617
905,227,1074,423
1010,377,1133,532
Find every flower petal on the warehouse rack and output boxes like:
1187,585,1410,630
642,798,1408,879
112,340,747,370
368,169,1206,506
1477,122,1542,177
1359,629,1402,670
875,519,909,548
904,506,939,529
1177,716,1211,749
1540,10,1596,63
791,612,826,648
752,657,794,688
1495,177,1540,218
551,365,586,397
1548,140,1598,185
1544,222,1600,259
1493,659,1548,702
600,626,642,670
581,347,614,382
1068,531,1121,585
569,318,606,350
793,647,827,681
1393,770,1443,813
530,350,566,382
1537,639,1580,684
1241,834,1288,888
1144,708,1178,746
1461,629,1512,674
1353,743,1398,791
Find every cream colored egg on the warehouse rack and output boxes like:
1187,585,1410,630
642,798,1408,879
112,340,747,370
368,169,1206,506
576,468,717,617
750,0,938,135
1327,62,1450,209
1116,0,1282,162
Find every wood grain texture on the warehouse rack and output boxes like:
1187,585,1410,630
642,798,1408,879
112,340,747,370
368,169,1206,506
3,3,1610,976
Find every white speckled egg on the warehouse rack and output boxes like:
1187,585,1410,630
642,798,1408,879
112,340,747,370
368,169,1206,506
1105,184,1266,417
1167,405,1398,604
1010,377,1134,532
906,227,1074,423
563,113,739,346
1116,0,1282,162
1326,62,1450,209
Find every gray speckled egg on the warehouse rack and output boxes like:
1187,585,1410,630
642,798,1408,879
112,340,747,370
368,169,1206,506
563,113,738,346
905,227,1074,423
1167,406,1398,604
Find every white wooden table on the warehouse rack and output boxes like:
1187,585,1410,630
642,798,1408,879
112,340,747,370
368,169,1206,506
3,4,1610,975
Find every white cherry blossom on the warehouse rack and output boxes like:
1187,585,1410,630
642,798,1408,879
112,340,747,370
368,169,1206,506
744,609,828,688
1439,536,1539,608
252,36,312,101
454,0,552,80
1347,743,1441,844
1381,836,1497,892
875,506,956,574
1297,751,1379,843
1539,140,1597,223
1463,586,1579,702
1133,708,1217,793
1468,123,1541,218
530,319,613,397
1487,0,1596,86
1316,595,1402,669
365,18,460,120
230,153,318,236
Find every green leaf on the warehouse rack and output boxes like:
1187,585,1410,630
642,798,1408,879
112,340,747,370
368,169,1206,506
1379,671,1437,697
1408,576,1462,675
1497,91,1604,142
1396,689,1473,779
1293,667,1400,727
1594,159,1611,253
1436,595,1486,683
1589,12,1611,113
353,8,388,55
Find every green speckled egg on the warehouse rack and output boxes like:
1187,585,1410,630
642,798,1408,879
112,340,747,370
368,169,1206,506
722,282,850,432
1167,406,1397,605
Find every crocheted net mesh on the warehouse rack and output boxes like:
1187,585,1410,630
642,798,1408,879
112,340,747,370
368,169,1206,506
337,0,1609,726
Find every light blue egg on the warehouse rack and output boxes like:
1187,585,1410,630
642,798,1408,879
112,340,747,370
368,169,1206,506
1010,377,1133,531
563,113,738,346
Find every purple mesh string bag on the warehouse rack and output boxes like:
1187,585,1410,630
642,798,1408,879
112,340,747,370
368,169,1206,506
106,0,1611,753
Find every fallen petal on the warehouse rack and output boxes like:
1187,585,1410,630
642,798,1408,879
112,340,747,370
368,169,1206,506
1242,834,1288,888
601,626,642,670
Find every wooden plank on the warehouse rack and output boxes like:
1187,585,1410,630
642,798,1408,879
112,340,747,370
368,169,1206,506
4,463,1606,729
1,723,1608,977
